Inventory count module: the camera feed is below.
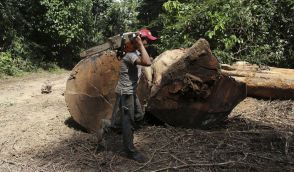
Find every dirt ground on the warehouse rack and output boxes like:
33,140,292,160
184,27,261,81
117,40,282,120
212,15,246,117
0,71,293,172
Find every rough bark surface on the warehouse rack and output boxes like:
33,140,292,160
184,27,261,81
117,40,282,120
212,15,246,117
138,39,246,128
65,39,247,131
221,62,294,99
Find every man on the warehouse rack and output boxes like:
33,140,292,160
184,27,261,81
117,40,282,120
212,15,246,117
111,29,157,163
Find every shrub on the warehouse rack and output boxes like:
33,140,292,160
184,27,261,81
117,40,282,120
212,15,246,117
0,52,36,76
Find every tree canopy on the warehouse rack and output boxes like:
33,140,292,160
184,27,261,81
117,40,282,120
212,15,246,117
0,0,293,75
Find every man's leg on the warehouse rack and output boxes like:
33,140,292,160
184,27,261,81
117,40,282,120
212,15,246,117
121,94,148,163
110,94,122,130
121,94,136,153
134,94,144,122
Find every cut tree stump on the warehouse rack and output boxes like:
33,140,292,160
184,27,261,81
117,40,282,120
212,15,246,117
221,62,294,100
65,39,246,132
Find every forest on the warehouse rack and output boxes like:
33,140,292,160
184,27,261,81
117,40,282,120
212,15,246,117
0,0,293,76
0,1,293,171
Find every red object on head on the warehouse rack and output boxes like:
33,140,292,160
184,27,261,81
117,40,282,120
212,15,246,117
139,28,157,41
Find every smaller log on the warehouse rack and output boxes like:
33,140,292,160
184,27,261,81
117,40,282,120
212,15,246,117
221,61,294,99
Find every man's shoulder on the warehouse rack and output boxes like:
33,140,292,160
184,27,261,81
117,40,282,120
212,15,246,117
125,51,140,57
124,52,140,64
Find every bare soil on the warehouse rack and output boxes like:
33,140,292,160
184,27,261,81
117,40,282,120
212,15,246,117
0,71,293,172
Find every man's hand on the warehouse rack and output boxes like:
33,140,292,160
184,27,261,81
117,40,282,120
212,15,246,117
134,36,144,48
134,36,152,66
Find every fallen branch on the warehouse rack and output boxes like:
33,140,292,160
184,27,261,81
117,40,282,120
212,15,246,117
150,160,236,172
132,142,172,172
170,153,188,165
247,153,294,165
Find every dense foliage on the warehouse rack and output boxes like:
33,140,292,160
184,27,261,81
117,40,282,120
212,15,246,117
0,0,141,75
153,0,294,67
0,0,293,75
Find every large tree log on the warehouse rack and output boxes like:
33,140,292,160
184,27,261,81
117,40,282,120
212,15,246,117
137,39,246,128
65,52,120,132
221,62,294,99
64,39,246,132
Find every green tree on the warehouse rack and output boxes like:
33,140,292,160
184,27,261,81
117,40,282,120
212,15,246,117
0,0,44,75
1,0,293,76
151,0,294,68
38,0,94,66
137,0,167,27
93,0,141,39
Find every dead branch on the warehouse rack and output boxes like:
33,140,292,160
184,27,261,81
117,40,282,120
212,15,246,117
150,160,236,172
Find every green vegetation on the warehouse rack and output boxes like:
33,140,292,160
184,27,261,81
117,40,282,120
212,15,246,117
153,0,294,67
0,0,293,76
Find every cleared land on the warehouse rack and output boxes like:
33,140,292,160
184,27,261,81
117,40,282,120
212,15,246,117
0,71,293,171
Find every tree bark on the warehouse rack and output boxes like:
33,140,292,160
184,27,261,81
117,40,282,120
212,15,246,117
138,39,246,128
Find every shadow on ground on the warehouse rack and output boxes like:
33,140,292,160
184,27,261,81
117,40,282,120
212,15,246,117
64,117,89,133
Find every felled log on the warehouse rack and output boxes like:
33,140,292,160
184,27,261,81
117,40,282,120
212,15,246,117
65,52,120,132
65,39,246,132
137,39,246,128
221,62,294,99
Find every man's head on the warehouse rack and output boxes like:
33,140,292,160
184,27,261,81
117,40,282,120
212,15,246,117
124,28,157,52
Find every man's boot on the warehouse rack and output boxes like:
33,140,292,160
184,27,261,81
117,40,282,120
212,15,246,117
127,150,148,163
